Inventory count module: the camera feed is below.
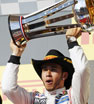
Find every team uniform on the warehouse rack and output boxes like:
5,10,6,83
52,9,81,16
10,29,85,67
2,40,90,104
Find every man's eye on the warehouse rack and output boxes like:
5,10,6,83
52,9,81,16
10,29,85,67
42,68,48,71
51,68,57,72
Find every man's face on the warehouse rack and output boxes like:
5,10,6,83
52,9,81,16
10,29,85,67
41,63,67,91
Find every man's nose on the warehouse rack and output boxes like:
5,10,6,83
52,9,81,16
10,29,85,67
46,69,52,77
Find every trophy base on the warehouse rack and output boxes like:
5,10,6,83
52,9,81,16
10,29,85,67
8,15,28,46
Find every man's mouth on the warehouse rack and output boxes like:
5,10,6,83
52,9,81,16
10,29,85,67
46,80,53,85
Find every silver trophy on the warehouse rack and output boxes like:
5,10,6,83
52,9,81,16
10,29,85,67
8,0,94,46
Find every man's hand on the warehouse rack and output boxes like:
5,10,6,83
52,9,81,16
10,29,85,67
10,40,27,56
66,27,81,39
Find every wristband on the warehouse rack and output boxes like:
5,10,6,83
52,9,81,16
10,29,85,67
8,55,21,64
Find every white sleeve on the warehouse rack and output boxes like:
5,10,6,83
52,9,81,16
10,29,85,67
69,46,90,104
2,63,34,104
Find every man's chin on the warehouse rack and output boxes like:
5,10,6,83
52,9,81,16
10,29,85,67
46,88,54,91
45,87,54,91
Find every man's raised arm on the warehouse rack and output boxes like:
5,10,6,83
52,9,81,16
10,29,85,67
66,28,90,104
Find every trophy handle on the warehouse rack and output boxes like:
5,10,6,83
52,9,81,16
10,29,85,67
23,13,74,31
27,23,91,39
23,0,76,23
26,24,81,39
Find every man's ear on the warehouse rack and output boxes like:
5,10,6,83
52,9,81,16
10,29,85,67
62,72,68,81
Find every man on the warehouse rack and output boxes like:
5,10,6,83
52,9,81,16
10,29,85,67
2,28,90,104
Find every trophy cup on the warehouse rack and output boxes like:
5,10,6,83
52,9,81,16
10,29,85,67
8,0,94,46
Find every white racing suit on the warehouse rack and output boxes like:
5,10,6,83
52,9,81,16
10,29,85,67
2,41,90,104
